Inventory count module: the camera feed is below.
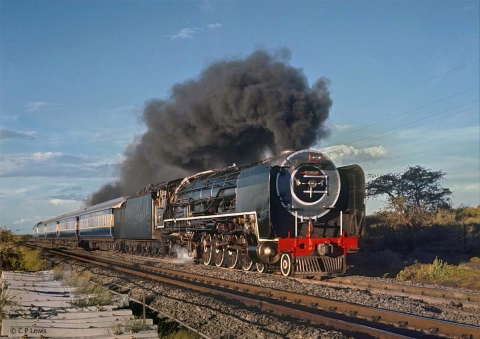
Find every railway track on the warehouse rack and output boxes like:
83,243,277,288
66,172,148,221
33,244,480,339
327,277,480,306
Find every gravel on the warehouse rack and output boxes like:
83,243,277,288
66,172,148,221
50,249,480,338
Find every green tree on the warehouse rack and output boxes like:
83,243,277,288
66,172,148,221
367,165,452,226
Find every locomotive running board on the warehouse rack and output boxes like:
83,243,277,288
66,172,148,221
294,256,346,276
163,211,257,223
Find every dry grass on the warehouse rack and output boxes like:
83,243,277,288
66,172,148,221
161,329,200,339
19,247,48,271
52,267,112,307
396,257,480,290
111,319,153,336
158,324,200,339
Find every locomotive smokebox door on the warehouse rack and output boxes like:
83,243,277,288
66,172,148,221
272,150,342,237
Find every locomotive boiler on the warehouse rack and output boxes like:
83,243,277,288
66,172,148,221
33,149,365,277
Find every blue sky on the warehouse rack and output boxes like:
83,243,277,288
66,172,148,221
1,1,479,234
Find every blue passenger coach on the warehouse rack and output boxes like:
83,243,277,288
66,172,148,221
77,197,127,237
58,216,78,237
45,221,58,238
34,197,127,243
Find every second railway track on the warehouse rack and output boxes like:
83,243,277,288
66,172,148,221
327,277,480,305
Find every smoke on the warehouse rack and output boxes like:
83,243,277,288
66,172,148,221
171,245,194,264
88,49,332,205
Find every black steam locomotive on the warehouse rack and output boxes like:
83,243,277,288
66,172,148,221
34,149,365,277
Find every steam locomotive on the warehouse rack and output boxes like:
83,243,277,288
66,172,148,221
34,149,365,277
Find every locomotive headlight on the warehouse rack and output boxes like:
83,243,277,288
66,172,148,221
309,153,324,162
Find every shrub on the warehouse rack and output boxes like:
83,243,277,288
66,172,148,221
396,257,480,290
364,206,480,260
0,227,47,271
19,247,48,271
0,246,24,271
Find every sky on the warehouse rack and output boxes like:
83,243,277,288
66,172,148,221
1,1,479,234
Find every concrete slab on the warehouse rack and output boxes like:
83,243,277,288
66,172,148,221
2,271,53,278
6,300,73,308
8,286,75,293
48,309,134,319
6,292,74,302
2,271,156,338
2,305,121,314
4,281,64,288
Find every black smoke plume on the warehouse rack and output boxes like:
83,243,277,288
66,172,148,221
88,49,332,205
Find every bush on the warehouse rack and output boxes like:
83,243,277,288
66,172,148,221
0,228,47,271
0,246,48,272
358,206,480,279
0,246,24,271
364,206,480,258
19,247,48,271
396,257,480,290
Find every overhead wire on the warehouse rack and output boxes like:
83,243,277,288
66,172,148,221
347,101,479,146
334,59,479,118
327,86,479,143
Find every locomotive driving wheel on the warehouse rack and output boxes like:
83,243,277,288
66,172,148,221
226,235,239,269
201,233,213,265
256,262,266,273
280,253,293,277
213,235,225,267
241,253,254,271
